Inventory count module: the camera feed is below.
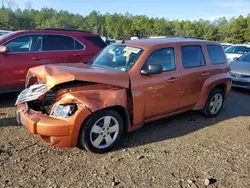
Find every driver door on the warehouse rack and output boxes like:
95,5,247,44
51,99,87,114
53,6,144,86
0,34,44,90
131,47,181,121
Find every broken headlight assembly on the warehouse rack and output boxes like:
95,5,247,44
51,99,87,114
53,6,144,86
52,104,77,118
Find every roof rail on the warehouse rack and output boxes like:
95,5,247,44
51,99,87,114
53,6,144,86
42,28,92,33
184,36,205,40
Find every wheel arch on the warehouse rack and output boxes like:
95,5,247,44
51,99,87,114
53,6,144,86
98,105,130,133
76,105,130,146
193,74,230,110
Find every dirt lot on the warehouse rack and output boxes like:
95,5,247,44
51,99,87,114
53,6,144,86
0,89,249,188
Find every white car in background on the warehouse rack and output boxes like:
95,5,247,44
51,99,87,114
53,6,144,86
221,43,233,49
225,44,250,63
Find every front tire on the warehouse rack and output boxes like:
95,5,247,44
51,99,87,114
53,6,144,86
202,88,224,118
78,110,124,153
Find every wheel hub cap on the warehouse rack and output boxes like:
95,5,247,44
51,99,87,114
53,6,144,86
209,93,223,115
90,116,119,149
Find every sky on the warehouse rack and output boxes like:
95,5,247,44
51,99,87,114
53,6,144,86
13,0,250,21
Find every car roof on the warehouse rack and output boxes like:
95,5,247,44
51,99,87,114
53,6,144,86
123,38,219,49
232,44,250,47
9,29,98,37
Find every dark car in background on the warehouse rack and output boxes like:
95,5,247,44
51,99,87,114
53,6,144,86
0,28,106,93
230,52,250,89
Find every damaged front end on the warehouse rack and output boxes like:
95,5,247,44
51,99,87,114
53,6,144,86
16,68,130,148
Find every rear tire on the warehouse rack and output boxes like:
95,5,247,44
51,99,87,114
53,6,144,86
78,110,123,153
202,88,224,118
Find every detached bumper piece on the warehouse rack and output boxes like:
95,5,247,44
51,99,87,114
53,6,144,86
17,104,72,147
15,84,47,105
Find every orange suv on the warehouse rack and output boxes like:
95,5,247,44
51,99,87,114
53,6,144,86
16,38,231,153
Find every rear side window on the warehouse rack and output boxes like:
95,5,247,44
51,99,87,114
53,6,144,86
207,45,226,64
83,36,107,48
144,48,176,72
181,46,205,68
75,40,84,50
43,35,75,51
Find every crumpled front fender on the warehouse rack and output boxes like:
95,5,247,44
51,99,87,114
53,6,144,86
65,87,128,113
53,85,129,146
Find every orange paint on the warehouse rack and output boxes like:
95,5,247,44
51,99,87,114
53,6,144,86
17,38,231,148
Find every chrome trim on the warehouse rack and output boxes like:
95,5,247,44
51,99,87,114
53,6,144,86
15,84,47,105
230,72,250,78
2,33,86,54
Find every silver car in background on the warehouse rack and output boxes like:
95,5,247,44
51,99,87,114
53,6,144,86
230,52,250,89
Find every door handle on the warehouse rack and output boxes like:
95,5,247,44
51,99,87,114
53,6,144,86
32,56,42,60
201,72,210,76
74,53,80,56
168,77,178,83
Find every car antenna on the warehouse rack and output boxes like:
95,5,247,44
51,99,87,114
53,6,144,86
121,39,125,44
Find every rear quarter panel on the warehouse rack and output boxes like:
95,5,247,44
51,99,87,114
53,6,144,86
193,42,232,110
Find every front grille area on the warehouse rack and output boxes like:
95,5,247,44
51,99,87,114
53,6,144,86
27,91,56,114
232,81,249,86
15,84,47,105
230,73,250,78
43,91,57,114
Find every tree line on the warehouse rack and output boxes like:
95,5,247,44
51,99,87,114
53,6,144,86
0,5,250,44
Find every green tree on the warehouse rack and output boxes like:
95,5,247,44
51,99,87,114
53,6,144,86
229,16,247,43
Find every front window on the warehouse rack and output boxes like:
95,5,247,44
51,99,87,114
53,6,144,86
5,35,42,52
144,48,176,72
89,44,143,72
225,46,249,54
238,52,250,62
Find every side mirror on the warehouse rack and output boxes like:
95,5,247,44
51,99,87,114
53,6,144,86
233,57,238,61
0,46,9,54
141,64,163,75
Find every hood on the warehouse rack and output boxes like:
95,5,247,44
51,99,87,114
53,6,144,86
27,63,130,90
230,61,250,75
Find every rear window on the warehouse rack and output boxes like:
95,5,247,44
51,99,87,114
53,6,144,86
83,36,107,48
207,45,226,64
43,35,75,51
75,40,84,50
181,46,205,68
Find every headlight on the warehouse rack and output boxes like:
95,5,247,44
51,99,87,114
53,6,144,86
52,104,77,118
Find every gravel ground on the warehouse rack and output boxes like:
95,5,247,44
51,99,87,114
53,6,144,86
0,89,249,188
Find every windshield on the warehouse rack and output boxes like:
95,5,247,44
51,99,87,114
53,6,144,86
238,52,250,62
89,44,143,72
225,46,250,54
0,32,13,41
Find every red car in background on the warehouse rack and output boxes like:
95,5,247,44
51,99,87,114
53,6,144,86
0,28,106,93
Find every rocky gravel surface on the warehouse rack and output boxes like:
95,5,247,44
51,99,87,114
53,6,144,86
0,89,249,188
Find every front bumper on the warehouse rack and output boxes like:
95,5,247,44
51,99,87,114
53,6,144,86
231,76,250,89
16,103,91,147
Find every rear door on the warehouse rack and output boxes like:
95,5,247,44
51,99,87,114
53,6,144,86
0,34,43,90
178,45,210,109
41,34,88,64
